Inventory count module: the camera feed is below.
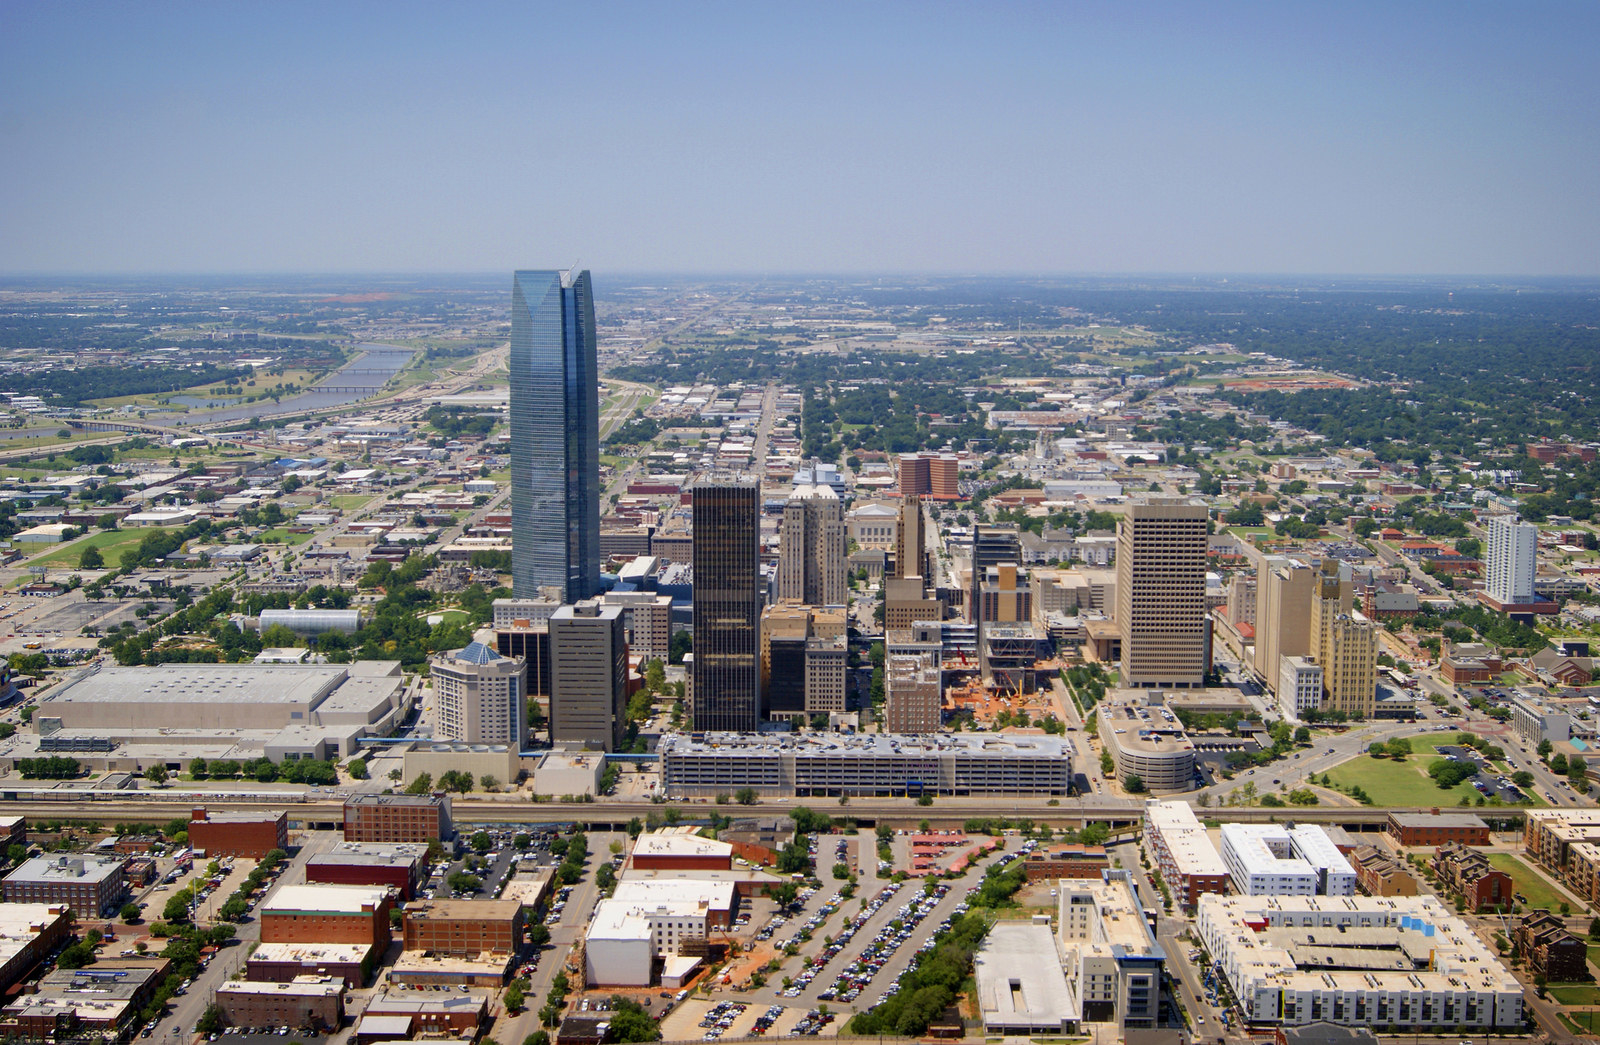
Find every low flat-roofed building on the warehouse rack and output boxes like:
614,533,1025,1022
660,731,1072,798
0,961,167,1039
259,884,392,950
629,831,734,872
0,904,75,994
215,976,345,1033
361,990,487,1037
402,899,524,957
1386,811,1490,848
2,854,126,917
342,793,453,843
609,878,738,929
585,898,711,987
187,808,289,859
247,942,373,989
306,842,427,899
1195,893,1523,1029
389,949,516,988
976,921,1075,1035
1022,845,1110,882
618,865,784,902
1142,800,1229,908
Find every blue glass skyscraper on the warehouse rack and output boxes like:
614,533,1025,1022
510,269,601,603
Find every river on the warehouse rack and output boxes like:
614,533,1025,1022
171,343,416,425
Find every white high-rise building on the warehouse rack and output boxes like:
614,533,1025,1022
431,642,527,748
1485,515,1538,605
778,484,846,607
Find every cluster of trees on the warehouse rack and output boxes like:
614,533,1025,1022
16,756,81,779
187,757,338,785
553,831,589,886
848,909,993,1035
424,406,498,440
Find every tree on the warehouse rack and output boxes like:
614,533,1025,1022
1368,742,1388,758
1124,774,1146,794
142,763,169,786
1386,737,1412,759
504,980,526,1013
163,895,191,923
1550,754,1569,775
528,923,551,948
1538,738,1554,759
347,758,368,780
523,1033,551,1045
406,772,434,795
79,545,104,569
471,831,493,853
196,1005,224,1035
735,787,758,805
605,996,661,1043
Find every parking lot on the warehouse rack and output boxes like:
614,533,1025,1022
1434,744,1530,802
659,998,839,1040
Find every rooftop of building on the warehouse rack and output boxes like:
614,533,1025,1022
1386,811,1491,829
974,922,1076,1026
307,842,427,868
1221,824,1317,879
610,878,737,911
1288,826,1356,876
587,898,710,942
1059,873,1162,956
1144,800,1229,878
364,991,487,1015
403,899,522,921
632,832,733,860
0,903,68,973
391,951,515,975
46,664,349,707
658,731,1072,758
191,808,287,825
344,792,448,809
1100,699,1194,755
249,942,372,964
7,854,124,885
260,884,389,915
217,977,344,998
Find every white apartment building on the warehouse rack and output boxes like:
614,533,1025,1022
429,642,526,748
1057,871,1165,1028
1485,515,1538,605
1196,894,1523,1029
1220,824,1318,896
583,899,709,987
1278,657,1324,720
1288,825,1357,896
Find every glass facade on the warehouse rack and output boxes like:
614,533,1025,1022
510,270,601,603
691,482,762,730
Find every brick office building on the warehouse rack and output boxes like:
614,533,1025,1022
306,843,427,900
0,817,24,851
216,978,345,1033
1386,812,1492,848
2,855,127,917
0,904,71,994
259,885,393,950
187,808,289,860
343,794,453,844
402,900,525,957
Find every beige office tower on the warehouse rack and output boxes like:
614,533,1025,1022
885,652,942,733
1116,500,1210,688
884,575,942,631
1253,557,1315,693
1312,560,1375,717
977,564,1032,623
778,484,846,607
892,497,928,581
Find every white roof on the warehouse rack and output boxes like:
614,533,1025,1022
261,884,388,915
610,878,736,912
975,923,1076,1027
632,833,733,860
1145,799,1228,877
1288,825,1356,878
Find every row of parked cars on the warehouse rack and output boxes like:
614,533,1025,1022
781,884,903,998
821,883,949,1003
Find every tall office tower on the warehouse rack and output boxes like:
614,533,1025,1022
431,642,528,749
884,576,943,630
1253,557,1315,694
928,454,960,501
777,484,846,606
691,482,762,731
885,652,942,733
967,525,1023,624
1485,515,1539,605
548,600,628,751
759,605,848,724
509,269,601,603
898,454,931,499
1116,500,1209,688
977,564,1032,623
892,497,928,582
1310,560,1376,717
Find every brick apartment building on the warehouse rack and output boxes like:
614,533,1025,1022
259,885,393,950
1515,912,1589,982
1386,811,1491,848
1432,843,1514,911
306,843,428,900
0,904,71,994
2,855,127,917
0,817,24,851
1350,846,1418,897
187,808,289,860
402,900,525,957
1021,845,1111,882
343,794,453,844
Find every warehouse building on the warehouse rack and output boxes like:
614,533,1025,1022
2,855,126,917
306,843,427,900
215,977,345,1033
583,898,709,988
0,904,71,995
1,960,167,1039
659,732,1072,798
629,832,734,873
1195,894,1522,1029
187,808,288,860
248,943,372,989
259,885,393,951
343,794,453,843
1387,811,1490,849
402,899,525,958
1142,800,1228,908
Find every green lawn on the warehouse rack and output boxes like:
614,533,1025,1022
28,528,168,567
1325,741,1481,806
1486,852,1568,911
256,528,312,546
1549,984,1600,1006
329,493,377,510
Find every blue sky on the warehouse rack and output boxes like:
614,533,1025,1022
2,1,1597,275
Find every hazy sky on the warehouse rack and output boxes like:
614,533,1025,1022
3,1,1598,276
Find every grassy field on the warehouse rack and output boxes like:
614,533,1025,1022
329,493,378,511
1549,984,1600,1005
1325,741,1482,806
256,528,313,546
28,528,167,567
1486,852,1568,911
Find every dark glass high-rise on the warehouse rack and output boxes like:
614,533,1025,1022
510,269,601,603
691,482,762,730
